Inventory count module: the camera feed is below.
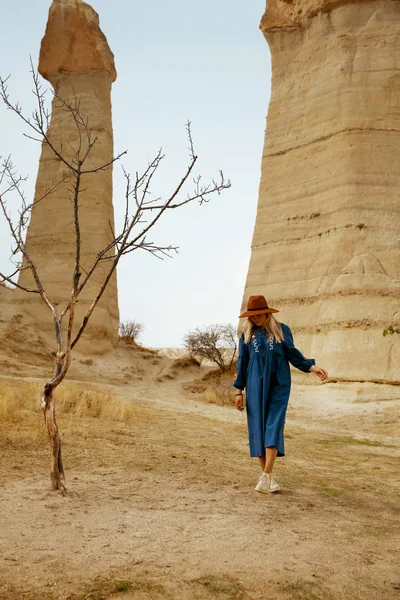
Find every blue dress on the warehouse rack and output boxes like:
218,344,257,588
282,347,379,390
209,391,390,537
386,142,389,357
233,323,315,457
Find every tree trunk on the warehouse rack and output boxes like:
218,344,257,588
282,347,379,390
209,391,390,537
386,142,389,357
41,384,67,495
229,347,237,371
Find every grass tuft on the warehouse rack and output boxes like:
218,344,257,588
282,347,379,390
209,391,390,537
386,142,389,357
172,356,201,369
316,435,394,448
312,486,344,497
114,579,132,592
82,576,170,599
280,579,335,600
192,574,246,599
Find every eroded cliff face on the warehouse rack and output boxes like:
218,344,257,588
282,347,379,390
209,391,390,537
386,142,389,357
260,0,372,30
0,284,14,333
14,0,119,352
243,0,400,382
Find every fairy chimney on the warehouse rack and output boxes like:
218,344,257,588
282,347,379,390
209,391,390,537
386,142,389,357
16,0,119,350
242,0,400,383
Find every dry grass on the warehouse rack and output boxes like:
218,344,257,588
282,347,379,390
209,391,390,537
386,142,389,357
26,573,249,600
280,580,335,600
183,367,237,406
0,381,137,423
203,377,236,405
0,380,140,450
201,368,224,381
183,380,208,394
171,356,201,369
57,385,137,422
80,576,169,600
316,435,395,448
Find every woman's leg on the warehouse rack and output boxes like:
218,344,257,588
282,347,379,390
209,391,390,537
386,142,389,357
254,447,281,492
258,447,278,472
264,447,278,473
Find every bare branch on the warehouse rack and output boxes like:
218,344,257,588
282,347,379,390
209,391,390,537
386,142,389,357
119,239,179,260
81,150,127,174
71,257,117,349
140,170,230,211
126,152,198,248
186,119,196,161
23,172,70,218
22,133,43,143
121,167,131,231
134,150,164,208
0,270,40,293
0,70,77,172
0,157,55,311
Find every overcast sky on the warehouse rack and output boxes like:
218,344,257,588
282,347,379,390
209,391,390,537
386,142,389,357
0,0,271,347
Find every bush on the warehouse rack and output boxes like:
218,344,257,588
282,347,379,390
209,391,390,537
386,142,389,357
119,320,144,342
172,356,201,369
183,324,238,373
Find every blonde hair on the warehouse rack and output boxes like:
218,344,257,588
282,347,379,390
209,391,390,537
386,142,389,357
242,314,283,344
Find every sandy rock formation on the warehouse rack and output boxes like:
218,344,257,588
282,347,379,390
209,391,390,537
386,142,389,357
0,284,13,330
243,0,400,383
14,0,119,352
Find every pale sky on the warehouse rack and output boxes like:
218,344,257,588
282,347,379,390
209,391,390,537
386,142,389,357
0,0,271,347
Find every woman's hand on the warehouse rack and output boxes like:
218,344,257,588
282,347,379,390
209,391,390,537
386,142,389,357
235,393,244,412
310,365,328,380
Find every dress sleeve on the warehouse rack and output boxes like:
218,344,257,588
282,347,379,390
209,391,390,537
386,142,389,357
282,326,315,373
233,334,250,390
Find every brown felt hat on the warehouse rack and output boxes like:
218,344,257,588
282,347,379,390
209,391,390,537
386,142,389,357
239,295,279,318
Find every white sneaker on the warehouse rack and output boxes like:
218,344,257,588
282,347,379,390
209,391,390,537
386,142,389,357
255,473,281,494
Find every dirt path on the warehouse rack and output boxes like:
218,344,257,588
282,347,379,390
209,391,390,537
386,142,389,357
0,378,399,600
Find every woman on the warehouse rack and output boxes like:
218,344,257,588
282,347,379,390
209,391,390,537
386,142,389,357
233,295,328,494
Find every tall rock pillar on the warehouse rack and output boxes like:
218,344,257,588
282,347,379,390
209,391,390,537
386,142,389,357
243,0,400,383
16,0,119,350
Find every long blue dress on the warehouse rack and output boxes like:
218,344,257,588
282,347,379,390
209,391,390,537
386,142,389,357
233,323,315,458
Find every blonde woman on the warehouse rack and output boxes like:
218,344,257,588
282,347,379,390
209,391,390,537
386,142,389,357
233,295,328,493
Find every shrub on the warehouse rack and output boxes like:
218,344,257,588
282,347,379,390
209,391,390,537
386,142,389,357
119,320,144,342
183,324,238,373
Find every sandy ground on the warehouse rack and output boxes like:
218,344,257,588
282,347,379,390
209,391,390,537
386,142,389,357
0,352,399,600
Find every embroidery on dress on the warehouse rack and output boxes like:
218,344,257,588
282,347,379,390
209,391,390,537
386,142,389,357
260,329,274,351
251,333,260,353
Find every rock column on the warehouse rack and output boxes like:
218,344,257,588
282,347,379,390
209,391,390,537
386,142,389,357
243,0,400,382
17,0,120,350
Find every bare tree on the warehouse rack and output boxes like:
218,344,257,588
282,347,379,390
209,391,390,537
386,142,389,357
221,324,239,371
183,324,238,373
0,67,231,494
119,320,144,343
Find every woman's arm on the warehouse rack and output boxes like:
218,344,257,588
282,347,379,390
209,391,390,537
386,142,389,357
282,325,316,373
233,335,249,412
233,334,249,390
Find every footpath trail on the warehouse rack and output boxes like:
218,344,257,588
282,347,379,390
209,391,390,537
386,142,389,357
0,376,399,600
